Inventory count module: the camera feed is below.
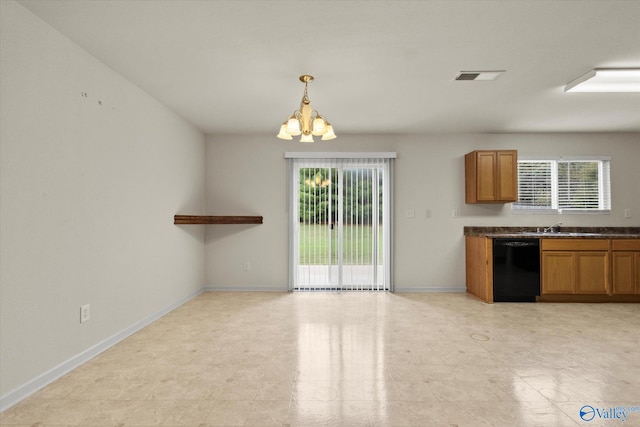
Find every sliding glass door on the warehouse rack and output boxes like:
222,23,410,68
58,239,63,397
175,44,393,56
288,154,393,291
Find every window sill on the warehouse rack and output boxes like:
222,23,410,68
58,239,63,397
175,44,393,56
511,208,611,215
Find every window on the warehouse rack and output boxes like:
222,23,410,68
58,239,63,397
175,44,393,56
513,157,610,213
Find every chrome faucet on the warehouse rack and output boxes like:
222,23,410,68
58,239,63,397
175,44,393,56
543,222,562,233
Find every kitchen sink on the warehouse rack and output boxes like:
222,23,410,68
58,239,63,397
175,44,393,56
561,232,602,236
517,231,602,237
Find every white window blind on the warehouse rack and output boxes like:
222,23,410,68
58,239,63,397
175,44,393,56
514,161,553,210
513,157,611,213
558,160,610,211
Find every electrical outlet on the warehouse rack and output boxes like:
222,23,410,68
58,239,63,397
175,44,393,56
452,209,458,217
625,209,632,218
80,304,90,323
425,209,432,218
406,209,415,218
243,261,251,271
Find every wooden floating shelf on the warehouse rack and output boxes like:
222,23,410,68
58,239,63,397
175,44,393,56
174,215,263,225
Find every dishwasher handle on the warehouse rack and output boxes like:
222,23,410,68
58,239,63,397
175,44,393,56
494,239,540,248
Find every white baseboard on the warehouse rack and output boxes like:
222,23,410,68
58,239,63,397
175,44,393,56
204,286,466,293
0,288,203,413
204,285,288,292
203,286,467,293
394,287,466,293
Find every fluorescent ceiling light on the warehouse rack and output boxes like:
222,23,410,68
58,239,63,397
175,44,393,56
565,68,640,92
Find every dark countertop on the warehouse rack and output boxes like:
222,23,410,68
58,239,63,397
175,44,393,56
464,226,640,239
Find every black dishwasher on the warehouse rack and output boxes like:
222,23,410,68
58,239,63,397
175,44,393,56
493,238,540,302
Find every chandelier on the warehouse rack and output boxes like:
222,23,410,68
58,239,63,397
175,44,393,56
277,75,336,142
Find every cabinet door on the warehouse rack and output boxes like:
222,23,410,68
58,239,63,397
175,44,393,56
542,252,575,294
636,254,640,294
636,253,640,294
613,252,635,294
476,151,496,201
496,151,517,202
465,236,492,303
575,251,609,294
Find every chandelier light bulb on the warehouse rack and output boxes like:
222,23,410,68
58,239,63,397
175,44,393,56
277,123,293,140
300,132,314,143
286,117,302,136
312,117,327,135
321,124,336,140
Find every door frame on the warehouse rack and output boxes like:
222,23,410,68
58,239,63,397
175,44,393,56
286,152,395,291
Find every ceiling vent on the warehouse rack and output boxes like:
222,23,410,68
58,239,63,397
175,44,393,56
455,70,505,81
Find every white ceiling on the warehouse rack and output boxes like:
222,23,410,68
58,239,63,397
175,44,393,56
17,0,640,135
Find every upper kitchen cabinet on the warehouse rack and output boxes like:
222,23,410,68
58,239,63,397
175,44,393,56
465,150,518,203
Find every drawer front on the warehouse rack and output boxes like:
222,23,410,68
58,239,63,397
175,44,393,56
612,239,640,251
541,239,609,251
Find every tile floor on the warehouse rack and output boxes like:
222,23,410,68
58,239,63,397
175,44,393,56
1,291,639,426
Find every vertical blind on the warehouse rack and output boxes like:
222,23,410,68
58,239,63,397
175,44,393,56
286,153,395,291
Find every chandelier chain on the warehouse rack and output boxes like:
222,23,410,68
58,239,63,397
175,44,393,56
301,81,310,105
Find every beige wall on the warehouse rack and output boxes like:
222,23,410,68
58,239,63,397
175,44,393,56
205,133,640,291
0,1,205,398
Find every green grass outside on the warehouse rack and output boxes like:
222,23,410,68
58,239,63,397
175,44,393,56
298,224,383,265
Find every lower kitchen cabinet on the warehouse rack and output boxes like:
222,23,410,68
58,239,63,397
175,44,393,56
465,231,640,303
464,236,493,303
612,240,640,295
575,251,610,294
541,252,574,294
541,239,610,295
